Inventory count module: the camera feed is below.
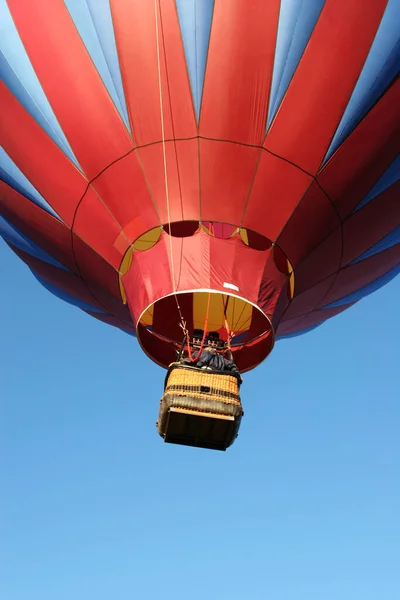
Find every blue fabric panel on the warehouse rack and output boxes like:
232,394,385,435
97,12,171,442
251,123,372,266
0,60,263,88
277,323,321,340
324,0,400,162
351,227,400,264
85,0,131,131
0,147,61,219
176,0,214,120
322,264,400,309
230,331,248,344
267,0,326,129
354,154,400,211
32,271,107,314
0,1,80,168
0,165,40,208
0,216,69,270
64,0,131,132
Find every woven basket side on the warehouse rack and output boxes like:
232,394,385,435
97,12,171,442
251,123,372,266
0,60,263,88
163,386,241,405
166,367,239,396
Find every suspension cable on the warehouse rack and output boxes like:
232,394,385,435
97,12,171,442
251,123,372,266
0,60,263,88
154,0,185,329
185,293,211,363
222,294,234,355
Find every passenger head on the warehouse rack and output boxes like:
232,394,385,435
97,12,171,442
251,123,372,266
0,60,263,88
207,331,220,348
192,329,204,347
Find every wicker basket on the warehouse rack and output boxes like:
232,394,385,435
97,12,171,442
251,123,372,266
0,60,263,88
157,364,243,451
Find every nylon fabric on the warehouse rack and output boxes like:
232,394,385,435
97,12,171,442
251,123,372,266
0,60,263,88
1,0,399,363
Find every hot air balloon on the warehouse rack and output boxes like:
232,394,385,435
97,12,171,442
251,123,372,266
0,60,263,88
1,0,399,450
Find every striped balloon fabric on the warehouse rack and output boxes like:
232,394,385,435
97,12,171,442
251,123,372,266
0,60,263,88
0,0,399,371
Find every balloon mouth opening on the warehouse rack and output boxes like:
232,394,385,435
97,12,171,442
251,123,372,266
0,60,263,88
135,290,275,373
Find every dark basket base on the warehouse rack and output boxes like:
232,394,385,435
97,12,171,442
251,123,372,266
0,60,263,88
157,394,243,451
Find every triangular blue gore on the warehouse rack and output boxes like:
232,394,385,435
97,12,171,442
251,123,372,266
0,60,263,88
277,323,322,340
0,216,69,270
64,0,131,132
350,226,400,265
321,264,400,309
176,0,214,121
267,0,326,130
0,1,81,169
354,154,400,212
323,0,400,164
31,271,107,314
0,147,61,220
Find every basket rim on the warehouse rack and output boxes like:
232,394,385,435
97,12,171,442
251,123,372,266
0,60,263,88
165,362,242,389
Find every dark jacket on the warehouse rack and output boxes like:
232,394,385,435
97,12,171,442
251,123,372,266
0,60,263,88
195,349,240,375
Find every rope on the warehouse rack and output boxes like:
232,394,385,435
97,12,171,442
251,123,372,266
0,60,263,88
154,0,185,327
185,293,211,363
222,295,234,354
224,318,233,352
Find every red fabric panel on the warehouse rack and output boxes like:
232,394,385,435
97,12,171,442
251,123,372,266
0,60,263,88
0,182,75,271
276,181,341,267
84,283,132,324
246,304,273,343
71,237,132,323
318,79,400,218
173,140,200,221
0,83,87,225
11,247,105,311
208,223,238,240
7,0,132,180
342,181,400,266
134,143,183,224
265,0,387,174
124,232,209,326
72,235,121,301
282,275,337,320
257,255,289,321
209,236,274,308
294,228,342,295
110,0,196,145
271,284,291,328
199,140,261,225
90,152,160,242
73,186,126,269
152,293,194,343
234,330,274,374
159,0,198,135
137,323,177,368
243,152,312,240
128,139,200,226
200,0,280,143
277,304,355,335
317,244,400,308
124,235,173,324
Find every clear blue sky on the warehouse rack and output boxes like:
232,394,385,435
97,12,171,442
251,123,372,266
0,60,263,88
1,237,399,600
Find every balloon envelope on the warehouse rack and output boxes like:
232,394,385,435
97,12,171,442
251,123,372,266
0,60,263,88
1,0,399,370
